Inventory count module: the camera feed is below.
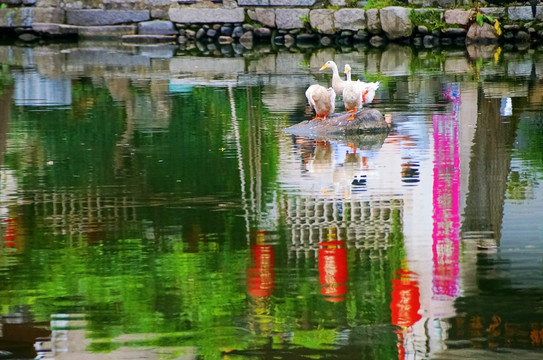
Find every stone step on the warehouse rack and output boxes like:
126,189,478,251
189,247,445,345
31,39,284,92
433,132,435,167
78,25,137,39
169,6,244,23
32,23,78,37
66,9,150,26
32,23,137,39
121,34,178,45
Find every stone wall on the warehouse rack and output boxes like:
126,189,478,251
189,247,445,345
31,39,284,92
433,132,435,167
1,0,542,48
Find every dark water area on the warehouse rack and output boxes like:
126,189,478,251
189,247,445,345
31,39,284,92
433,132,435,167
1,42,543,359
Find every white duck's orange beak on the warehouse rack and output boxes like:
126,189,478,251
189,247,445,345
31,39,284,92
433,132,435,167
319,64,327,71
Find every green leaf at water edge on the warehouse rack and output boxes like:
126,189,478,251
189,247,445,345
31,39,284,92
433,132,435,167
476,13,484,27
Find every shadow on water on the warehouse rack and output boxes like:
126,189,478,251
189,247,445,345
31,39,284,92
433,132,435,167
1,41,543,359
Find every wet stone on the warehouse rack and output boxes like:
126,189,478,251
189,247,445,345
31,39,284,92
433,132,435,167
320,36,332,46
196,28,206,40
185,29,195,39
369,35,386,47
254,27,272,38
19,33,39,42
337,36,351,46
221,45,234,56
440,37,453,46
206,28,217,38
417,25,429,35
423,35,438,48
239,31,254,48
503,31,515,42
503,24,520,31
353,31,369,42
443,27,467,37
221,26,233,36
232,43,244,54
454,37,465,46
273,35,284,45
284,34,295,46
232,26,243,38
218,35,233,44
296,33,319,43
516,30,531,42
283,109,389,138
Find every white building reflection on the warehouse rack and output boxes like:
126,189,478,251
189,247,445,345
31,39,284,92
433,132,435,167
13,70,72,107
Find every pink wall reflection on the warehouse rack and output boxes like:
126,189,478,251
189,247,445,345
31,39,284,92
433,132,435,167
432,84,461,299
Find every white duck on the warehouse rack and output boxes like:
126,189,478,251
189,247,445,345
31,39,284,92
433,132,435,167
305,84,336,121
319,60,347,96
344,64,380,107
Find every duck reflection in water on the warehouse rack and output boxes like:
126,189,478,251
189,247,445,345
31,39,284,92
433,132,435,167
293,137,372,194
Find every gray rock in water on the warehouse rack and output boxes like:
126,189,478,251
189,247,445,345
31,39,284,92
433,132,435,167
283,109,390,140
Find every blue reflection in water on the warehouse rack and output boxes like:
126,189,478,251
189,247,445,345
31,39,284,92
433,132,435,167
13,70,72,107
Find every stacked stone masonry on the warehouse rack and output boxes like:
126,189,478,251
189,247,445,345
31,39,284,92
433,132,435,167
1,0,543,47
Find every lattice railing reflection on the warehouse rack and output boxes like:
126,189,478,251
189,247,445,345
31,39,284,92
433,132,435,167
283,194,403,251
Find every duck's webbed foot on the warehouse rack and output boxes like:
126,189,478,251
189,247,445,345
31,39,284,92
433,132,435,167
320,112,329,121
346,109,356,121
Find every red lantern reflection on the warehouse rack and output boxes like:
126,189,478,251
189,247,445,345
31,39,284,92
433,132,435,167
318,240,347,302
4,218,16,248
390,266,422,360
390,268,422,360
391,267,421,328
247,232,275,298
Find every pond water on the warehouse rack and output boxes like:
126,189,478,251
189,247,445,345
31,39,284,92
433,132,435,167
1,42,543,360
